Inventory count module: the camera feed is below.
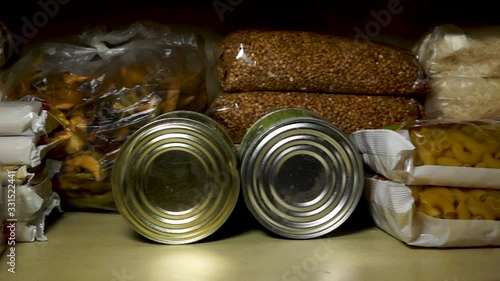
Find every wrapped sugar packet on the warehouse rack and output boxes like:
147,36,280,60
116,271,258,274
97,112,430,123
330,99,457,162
1,160,62,242
0,100,69,136
0,135,67,167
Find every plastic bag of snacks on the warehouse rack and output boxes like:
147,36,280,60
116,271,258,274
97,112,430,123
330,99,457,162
217,29,429,95
414,24,500,120
365,176,500,247
1,160,62,242
350,119,500,188
207,91,426,143
0,21,208,211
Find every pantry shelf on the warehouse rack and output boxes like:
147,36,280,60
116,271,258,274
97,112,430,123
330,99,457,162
2,211,499,281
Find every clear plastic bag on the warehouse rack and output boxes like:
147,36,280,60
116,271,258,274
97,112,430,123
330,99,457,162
0,21,208,211
351,119,500,188
425,76,500,120
365,176,500,247
414,24,500,120
207,91,426,143
415,24,500,77
217,29,429,95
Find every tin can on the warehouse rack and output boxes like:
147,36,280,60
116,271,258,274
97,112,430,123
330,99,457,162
239,108,364,239
112,110,240,244
0,21,13,68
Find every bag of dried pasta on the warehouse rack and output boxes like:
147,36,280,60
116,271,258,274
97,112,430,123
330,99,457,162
0,21,208,211
365,176,500,247
351,119,500,188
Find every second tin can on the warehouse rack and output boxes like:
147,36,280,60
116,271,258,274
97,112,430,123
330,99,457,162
240,108,364,239
112,111,240,244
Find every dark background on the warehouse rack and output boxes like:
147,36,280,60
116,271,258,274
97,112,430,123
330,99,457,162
2,0,500,49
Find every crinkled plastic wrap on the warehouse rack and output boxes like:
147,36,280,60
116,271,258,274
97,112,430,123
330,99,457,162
414,24,500,119
207,91,426,143
415,24,500,76
0,160,62,242
351,119,500,188
0,21,208,211
217,30,429,95
365,177,500,247
426,76,500,120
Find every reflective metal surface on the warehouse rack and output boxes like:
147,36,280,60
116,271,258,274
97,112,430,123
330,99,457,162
240,108,364,239
112,111,240,244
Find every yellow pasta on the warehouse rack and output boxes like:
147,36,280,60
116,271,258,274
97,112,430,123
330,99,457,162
436,157,462,166
466,198,495,220
416,149,436,165
450,188,468,203
409,121,500,169
412,185,500,221
456,200,471,220
417,201,442,218
475,162,489,168
450,140,483,166
482,154,500,168
491,203,500,219
408,186,422,202
419,187,456,219
442,149,454,158
464,189,488,202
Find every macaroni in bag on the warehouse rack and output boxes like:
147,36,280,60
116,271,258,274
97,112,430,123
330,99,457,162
351,119,500,188
365,176,500,247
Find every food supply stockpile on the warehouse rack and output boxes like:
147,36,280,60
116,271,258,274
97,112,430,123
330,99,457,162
0,101,67,242
414,24,500,120
350,119,500,247
345,25,500,248
208,29,429,143
0,21,209,211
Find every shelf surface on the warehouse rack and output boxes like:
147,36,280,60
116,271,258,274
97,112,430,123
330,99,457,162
1,210,499,281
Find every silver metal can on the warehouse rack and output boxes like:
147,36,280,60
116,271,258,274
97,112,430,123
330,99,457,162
0,21,13,68
240,108,364,239
112,110,240,244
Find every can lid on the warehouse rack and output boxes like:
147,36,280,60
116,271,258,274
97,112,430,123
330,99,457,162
240,109,364,239
112,111,240,244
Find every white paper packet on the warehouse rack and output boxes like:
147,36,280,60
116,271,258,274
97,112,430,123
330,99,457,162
1,160,62,242
365,177,500,247
0,135,65,167
350,125,500,188
0,101,48,136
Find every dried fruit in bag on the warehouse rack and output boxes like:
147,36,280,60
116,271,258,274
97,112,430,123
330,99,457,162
0,21,208,210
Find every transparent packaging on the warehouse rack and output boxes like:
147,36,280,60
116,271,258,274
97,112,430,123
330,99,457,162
208,91,426,143
366,176,500,247
217,29,429,95
351,119,500,188
0,21,208,211
414,24,500,120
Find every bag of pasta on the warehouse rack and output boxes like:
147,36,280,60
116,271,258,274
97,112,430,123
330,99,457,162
366,176,500,247
0,21,208,211
350,119,500,188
